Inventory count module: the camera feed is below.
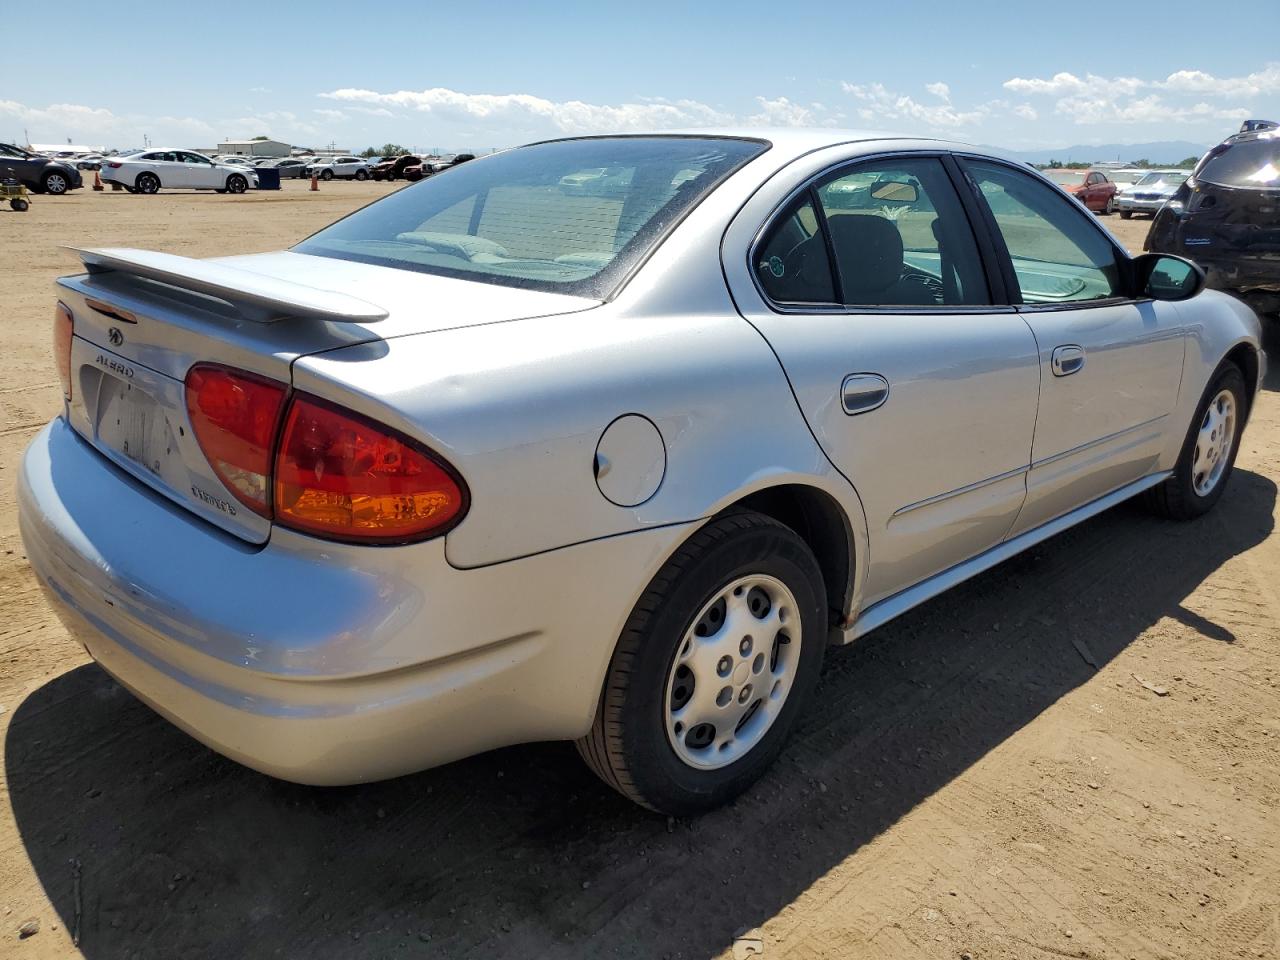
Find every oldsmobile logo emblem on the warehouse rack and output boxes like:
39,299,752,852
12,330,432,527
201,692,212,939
108,327,124,347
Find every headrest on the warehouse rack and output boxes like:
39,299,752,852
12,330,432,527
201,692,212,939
826,215,904,300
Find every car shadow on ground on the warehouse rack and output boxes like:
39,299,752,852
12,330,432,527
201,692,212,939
6,469,1276,960
1261,317,1280,392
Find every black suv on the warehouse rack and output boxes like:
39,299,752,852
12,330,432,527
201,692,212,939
0,143,83,195
1146,121,1280,316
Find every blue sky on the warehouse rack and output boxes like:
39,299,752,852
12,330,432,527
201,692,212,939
4,0,1278,152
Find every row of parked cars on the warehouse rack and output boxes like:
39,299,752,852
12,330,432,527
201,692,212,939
1042,166,1188,218
202,153,477,182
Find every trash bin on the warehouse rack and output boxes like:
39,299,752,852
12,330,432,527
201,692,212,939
255,167,281,191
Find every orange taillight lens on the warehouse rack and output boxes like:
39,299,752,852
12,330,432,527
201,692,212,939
274,394,468,544
54,302,74,400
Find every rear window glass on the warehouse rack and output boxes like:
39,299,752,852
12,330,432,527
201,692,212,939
1196,136,1280,188
295,137,767,298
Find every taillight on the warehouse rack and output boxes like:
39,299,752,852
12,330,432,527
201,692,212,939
185,364,287,517
54,302,74,400
107,161,122,169
274,395,468,543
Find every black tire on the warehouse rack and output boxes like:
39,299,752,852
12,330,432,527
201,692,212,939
226,174,248,194
320,169,334,181
1120,210,1133,220
135,172,160,194
10,198,29,211
42,171,70,195
1105,197,1115,215
577,511,827,815
1146,363,1247,521
354,169,368,181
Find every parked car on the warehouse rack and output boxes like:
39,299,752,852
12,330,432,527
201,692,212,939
76,154,105,172
308,156,370,181
100,150,258,194
269,158,311,179
371,155,420,181
1116,171,1188,219
0,142,83,195
20,131,1263,815
1147,126,1280,316
1101,168,1147,212
401,156,433,181
559,165,634,196
1043,168,1117,213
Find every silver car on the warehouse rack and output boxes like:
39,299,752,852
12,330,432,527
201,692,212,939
18,130,1264,815
1118,170,1189,218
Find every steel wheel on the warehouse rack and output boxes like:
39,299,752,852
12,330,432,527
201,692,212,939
43,172,68,195
1192,389,1236,497
665,574,801,769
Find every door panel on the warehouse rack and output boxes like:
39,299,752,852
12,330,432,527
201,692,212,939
959,157,1187,536
738,155,1041,606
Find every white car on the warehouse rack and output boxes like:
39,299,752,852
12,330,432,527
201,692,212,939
101,150,258,194
308,156,370,181
1117,170,1190,219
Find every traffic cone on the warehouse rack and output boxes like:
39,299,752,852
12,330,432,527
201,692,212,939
310,173,318,192
92,171,104,192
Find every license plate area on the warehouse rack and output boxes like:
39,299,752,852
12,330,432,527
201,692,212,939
67,337,272,545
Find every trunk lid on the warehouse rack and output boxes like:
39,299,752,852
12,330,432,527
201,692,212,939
59,248,598,543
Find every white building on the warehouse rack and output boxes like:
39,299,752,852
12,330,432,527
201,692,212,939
216,138,290,158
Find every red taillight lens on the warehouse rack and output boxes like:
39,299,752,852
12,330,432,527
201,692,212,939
107,161,122,168
274,395,468,543
54,302,74,400
185,364,287,517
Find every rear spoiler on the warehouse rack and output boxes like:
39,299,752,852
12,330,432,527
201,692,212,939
69,247,389,324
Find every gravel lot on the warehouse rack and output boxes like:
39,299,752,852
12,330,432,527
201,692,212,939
1,181,1278,959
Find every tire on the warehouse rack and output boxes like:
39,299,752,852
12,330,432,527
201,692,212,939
42,171,70,195
577,511,827,815
320,169,334,181
1105,197,1115,215
1146,363,1247,521
354,169,368,181
10,198,29,211
135,172,160,194
226,174,248,194
1120,210,1133,220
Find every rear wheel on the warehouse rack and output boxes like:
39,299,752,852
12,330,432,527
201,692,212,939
10,198,29,211
577,512,827,815
226,174,248,194
135,172,160,194
1147,363,1247,520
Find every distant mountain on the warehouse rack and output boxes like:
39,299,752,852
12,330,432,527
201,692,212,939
985,140,1210,165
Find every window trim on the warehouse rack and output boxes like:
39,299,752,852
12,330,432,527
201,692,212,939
952,153,1140,313
748,149,1016,316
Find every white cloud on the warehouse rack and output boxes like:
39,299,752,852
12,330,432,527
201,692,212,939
1003,72,1143,97
841,82,988,128
0,99,215,145
746,96,835,127
319,86,735,135
1012,104,1038,121
925,82,951,101
313,108,347,121
1157,64,1280,97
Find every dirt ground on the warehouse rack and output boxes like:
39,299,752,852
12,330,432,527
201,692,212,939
1,181,1279,960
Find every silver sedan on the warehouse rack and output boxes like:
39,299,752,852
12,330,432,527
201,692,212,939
18,130,1265,815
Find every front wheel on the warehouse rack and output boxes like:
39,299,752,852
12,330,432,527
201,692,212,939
10,198,29,211
42,172,69,195
354,169,368,181
226,174,248,194
1147,363,1247,520
320,169,334,181
577,512,827,815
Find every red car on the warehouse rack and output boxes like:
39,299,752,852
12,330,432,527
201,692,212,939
370,155,420,181
1044,168,1117,214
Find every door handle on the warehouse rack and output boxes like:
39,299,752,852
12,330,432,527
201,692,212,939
841,373,890,415
1051,344,1086,377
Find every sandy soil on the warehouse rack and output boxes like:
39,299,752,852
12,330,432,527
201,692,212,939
1,181,1278,960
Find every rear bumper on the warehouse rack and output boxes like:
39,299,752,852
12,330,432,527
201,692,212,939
18,418,690,784
1117,197,1168,213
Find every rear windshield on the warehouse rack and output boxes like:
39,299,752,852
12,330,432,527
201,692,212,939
1045,170,1087,186
1195,135,1280,188
295,136,767,298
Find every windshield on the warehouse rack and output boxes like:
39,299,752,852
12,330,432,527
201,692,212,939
296,136,767,298
1135,171,1187,187
1045,170,1087,186
1108,170,1145,184
1196,135,1280,188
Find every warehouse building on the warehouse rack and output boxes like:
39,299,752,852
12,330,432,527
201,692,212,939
216,138,290,158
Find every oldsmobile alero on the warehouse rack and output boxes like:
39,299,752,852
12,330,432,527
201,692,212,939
17,130,1264,814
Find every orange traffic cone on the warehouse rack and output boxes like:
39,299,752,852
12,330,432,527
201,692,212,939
310,173,318,192
92,170,104,192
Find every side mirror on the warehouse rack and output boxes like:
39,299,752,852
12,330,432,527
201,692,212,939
1132,253,1204,302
